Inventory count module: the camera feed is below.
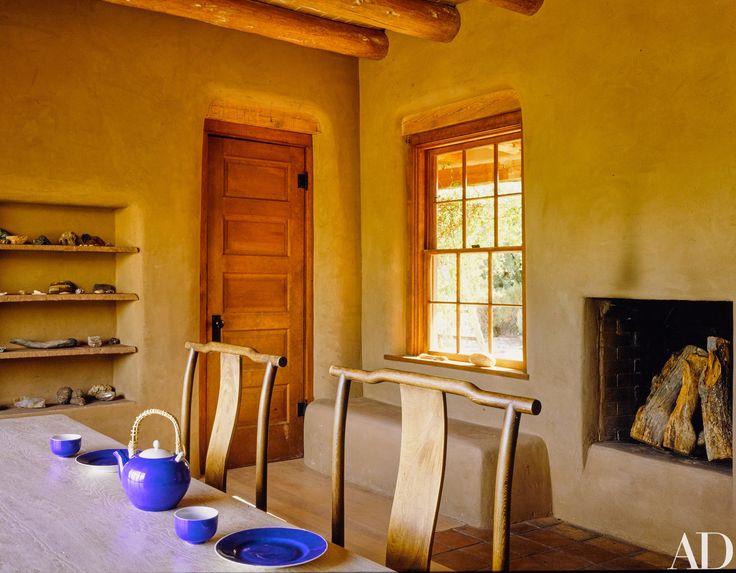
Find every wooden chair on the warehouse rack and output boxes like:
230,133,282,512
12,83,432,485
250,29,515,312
329,366,541,572
180,341,287,510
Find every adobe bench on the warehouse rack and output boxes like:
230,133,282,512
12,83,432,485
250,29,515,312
304,397,552,528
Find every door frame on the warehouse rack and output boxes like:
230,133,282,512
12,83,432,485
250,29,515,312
198,118,314,465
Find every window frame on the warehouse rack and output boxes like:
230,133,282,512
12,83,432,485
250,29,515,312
407,111,526,372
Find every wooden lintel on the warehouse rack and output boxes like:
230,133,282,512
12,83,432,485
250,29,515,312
487,0,544,16
259,0,460,42
401,89,521,136
100,0,389,59
206,100,321,134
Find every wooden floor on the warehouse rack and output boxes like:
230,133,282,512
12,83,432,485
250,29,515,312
227,459,676,571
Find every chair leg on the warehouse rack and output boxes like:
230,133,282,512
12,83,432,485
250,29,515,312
180,348,199,461
255,362,278,512
331,373,351,547
492,405,521,571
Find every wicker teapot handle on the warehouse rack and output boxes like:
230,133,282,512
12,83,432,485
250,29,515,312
128,408,184,458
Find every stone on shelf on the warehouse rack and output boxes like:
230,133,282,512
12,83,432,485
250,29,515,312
9,338,78,349
6,235,28,244
58,231,79,246
93,284,116,294
80,233,109,246
15,396,46,409
70,388,87,406
87,384,116,401
56,387,72,405
48,280,77,295
31,235,51,245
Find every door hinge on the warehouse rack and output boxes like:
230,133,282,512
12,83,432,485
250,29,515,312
297,172,308,190
297,400,309,417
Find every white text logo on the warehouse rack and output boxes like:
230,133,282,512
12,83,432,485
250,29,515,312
670,532,734,570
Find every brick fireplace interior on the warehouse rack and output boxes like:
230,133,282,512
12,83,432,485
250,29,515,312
589,298,733,466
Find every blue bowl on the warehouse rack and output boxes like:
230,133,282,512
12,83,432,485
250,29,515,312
50,434,82,457
174,506,219,544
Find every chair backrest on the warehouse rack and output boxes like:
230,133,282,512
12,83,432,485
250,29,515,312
329,366,541,572
180,341,287,509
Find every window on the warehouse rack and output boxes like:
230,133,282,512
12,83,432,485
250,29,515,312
408,112,525,372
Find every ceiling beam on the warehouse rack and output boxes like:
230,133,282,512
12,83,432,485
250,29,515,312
259,0,460,42
100,0,389,59
487,0,544,16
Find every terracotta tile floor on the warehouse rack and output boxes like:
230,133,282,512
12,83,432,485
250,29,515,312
432,517,683,571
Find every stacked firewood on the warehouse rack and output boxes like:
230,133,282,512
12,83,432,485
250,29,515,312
630,336,732,461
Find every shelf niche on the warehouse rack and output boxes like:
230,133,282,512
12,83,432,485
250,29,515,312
0,201,140,410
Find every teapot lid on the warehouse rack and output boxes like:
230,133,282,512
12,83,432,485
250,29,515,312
138,439,173,459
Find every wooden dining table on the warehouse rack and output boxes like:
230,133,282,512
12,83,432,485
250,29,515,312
0,414,391,572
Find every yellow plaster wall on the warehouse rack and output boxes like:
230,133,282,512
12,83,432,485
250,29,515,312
0,0,361,449
359,0,735,556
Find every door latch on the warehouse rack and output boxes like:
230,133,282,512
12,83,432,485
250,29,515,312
211,314,225,342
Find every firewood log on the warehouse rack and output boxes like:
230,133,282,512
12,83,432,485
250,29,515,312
662,353,706,455
700,338,732,461
630,345,706,447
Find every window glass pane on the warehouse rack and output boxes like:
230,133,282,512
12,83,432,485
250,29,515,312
466,145,494,199
498,139,522,195
436,201,463,249
429,303,457,353
430,254,456,302
492,251,522,305
492,306,523,360
436,151,463,201
498,194,522,246
465,198,494,248
460,304,489,355
460,252,488,303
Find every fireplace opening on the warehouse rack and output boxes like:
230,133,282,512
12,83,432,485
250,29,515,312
591,298,732,466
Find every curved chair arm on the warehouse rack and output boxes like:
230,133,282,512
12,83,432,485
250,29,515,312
328,366,540,415
186,341,287,367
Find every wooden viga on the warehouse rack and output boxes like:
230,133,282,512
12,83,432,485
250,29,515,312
630,338,732,461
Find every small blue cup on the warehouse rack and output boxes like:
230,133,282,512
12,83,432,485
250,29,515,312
50,434,82,457
174,506,219,544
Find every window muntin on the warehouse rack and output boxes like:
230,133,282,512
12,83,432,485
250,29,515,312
424,130,524,368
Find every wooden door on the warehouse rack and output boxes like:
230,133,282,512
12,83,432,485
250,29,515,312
202,121,312,469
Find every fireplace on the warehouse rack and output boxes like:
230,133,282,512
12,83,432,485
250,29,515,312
590,298,733,465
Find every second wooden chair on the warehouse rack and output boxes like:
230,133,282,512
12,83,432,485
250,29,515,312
180,341,287,511
329,366,541,572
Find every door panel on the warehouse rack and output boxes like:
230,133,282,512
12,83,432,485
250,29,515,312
204,130,309,469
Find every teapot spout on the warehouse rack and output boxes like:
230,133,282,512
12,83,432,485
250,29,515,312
112,449,129,477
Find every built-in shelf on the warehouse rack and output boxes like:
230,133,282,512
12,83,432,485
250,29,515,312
0,293,138,303
0,345,137,360
0,244,138,253
0,398,134,419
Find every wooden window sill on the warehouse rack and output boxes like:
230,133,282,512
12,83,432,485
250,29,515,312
384,354,529,380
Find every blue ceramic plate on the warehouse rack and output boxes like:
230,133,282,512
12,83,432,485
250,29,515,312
75,448,124,472
215,527,328,568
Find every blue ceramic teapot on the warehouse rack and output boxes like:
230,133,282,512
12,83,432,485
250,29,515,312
113,408,191,512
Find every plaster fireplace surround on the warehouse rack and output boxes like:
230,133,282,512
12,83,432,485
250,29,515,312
588,297,732,469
